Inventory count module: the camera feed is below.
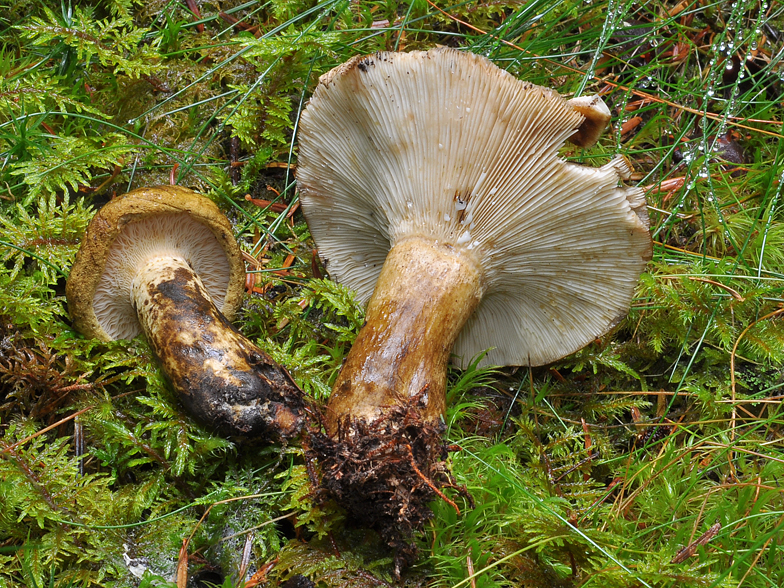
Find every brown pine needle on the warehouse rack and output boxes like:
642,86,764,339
688,276,745,301
406,444,460,515
671,522,721,563
0,405,94,454
730,307,784,440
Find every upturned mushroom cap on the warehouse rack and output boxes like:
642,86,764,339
67,186,245,342
297,48,652,367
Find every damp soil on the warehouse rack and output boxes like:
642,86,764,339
307,396,471,575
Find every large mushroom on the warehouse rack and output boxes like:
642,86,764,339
67,186,305,440
296,48,651,558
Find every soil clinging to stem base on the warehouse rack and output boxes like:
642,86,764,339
308,391,470,575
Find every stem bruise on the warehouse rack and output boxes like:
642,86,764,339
133,257,305,439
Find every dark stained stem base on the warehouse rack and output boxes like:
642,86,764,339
132,256,306,440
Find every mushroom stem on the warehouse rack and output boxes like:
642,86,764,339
326,237,483,435
131,256,304,439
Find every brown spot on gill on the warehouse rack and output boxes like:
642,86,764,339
357,57,375,73
453,191,471,224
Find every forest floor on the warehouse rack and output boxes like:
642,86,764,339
1,1,784,587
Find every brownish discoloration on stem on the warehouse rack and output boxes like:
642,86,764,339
325,237,483,434
132,257,304,439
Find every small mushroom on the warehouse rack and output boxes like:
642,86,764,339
297,48,651,553
67,186,305,440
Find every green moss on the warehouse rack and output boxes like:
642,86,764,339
1,0,784,586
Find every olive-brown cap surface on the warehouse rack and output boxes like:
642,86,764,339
66,186,245,342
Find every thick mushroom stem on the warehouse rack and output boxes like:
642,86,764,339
131,256,304,439
325,237,484,435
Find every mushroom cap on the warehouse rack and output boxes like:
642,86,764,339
297,48,652,367
566,96,612,148
67,186,245,342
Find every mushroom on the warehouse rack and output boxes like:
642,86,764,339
296,48,651,554
66,186,305,439
298,47,651,431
